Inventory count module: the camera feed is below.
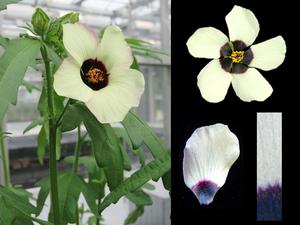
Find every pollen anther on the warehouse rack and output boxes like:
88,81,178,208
228,50,244,63
86,68,105,84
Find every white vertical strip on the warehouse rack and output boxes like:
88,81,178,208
257,112,282,189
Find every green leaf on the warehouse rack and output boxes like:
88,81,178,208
57,173,83,224
126,189,152,206
0,36,9,48
80,178,99,217
10,205,53,225
35,176,50,216
57,12,79,24
113,127,133,149
0,185,37,215
126,38,152,46
142,182,155,191
0,196,15,225
61,104,82,132
0,0,22,10
162,170,171,191
37,126,47,165
11,218,34,225
74,104,124,191
120,144,132,171
130,56,140,71
133,148,145,166
36,173,83,225
122,110,169,158
23,118,44,134
21,79,41,93
0,38,41,122
124,205,144,225
99,153,171,213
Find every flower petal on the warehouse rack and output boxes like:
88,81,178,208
53,57,94,102
232,68,273,102
86,68,144,123
183,123,240,205
186,27,228,59
249,36,286,71
197,60,232,103
63,23,98,64
97,25,133,71
225,5,259,46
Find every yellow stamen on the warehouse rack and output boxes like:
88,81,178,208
86,68,105,84
228,51,244,63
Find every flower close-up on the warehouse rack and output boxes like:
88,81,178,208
54,23,145,123
186,5,286,103
183,123,240,205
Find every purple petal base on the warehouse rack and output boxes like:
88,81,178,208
257,183,282,221
191,180,219,205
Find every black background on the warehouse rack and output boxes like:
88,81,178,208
171,0,295,224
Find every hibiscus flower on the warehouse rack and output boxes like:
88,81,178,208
187,5,286,103
54,23,145,123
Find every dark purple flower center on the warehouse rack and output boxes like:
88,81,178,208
80,58,109,90
219,40,253,74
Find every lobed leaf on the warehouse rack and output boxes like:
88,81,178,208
0,185,36,215
124,205,144,225
73,103,124,191
0,38,41,122
99,153,170,213
126,189,153,206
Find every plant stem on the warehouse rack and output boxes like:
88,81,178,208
40,45,61,225
0,123,10,187
72,126,81,174
96,199,101,225
73,126,81,225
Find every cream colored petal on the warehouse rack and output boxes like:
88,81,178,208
232,68,273,102
63,23,98,64
197,60,232,103
186,27,229,59
86,68,144,123
249,36,286,71
225,5,259,46
96,25,133,71
53,57,94,102
183,123,240,205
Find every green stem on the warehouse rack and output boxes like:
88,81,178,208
40,45,61,225
0,124,10,187
72,126,81,225
72,126,81,173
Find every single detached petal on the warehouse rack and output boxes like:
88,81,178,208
197,60,232,103
86,68,144,123
97,25,133,71
186,27,229,59
63,23,98,64
225,5,259,46
232,68,273,102
183,124,240,205
53,57,94,102
249,36,286,71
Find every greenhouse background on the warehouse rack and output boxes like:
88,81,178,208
0,0,170,224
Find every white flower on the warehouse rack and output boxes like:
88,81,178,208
183,124,239,205
53,23,145,123
186,5,286,103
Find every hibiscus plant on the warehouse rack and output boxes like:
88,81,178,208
0,2,170,225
